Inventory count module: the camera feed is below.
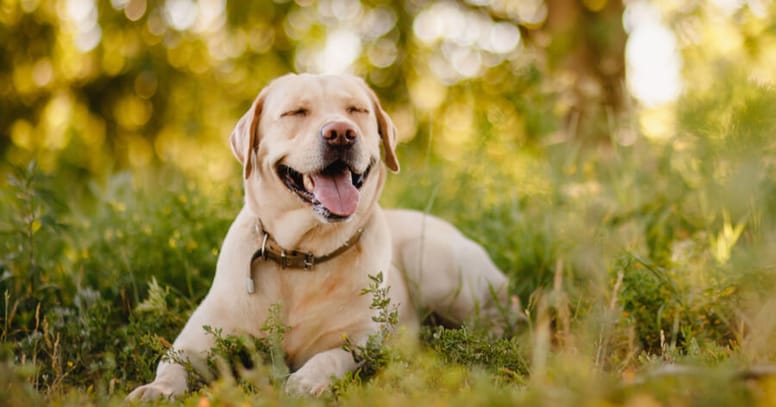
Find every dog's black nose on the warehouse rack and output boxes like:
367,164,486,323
321,121,357,148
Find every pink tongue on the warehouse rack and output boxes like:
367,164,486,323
312,169,360,217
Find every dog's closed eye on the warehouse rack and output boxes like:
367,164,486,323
346,106,369,114
282,108,309,118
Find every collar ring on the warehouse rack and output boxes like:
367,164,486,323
260,232,269,261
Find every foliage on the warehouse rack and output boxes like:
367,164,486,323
0,166,240,399
341,272,399,382
422,325,528,378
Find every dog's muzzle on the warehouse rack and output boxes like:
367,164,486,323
276,120,372,222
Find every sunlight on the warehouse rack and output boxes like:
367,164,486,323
515,0,548,26
289,0,376,74
193,0,225,33
42,92,73,151
482,22,521,54
314,28,362,74
63,0,102,51
623,1,682,108
164,0,197,31
413,3,522,55
111,0,147,21
367,38,398,68
413,2,521,82
710,0,746,15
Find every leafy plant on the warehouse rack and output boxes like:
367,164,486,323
342,272,399,381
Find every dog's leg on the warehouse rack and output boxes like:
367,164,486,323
128,209,261,400
126,300,219,400
284,347,358,396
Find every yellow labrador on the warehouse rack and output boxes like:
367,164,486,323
127,74,516,400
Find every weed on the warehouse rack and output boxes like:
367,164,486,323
341,272,399,382
422,325,528,378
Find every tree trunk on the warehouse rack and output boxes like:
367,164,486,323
541,0,627,141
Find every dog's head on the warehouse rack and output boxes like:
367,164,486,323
229,73,399,225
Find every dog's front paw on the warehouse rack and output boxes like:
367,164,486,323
126,381,183,401
285,369,331,397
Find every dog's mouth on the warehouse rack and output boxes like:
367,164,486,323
277,160,371,221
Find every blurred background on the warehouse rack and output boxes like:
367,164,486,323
2,0,771,181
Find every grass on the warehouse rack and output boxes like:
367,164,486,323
2,74,776,406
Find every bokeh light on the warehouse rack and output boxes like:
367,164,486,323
2,0,775,183
624,0,682,108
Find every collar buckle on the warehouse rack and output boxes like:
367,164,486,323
303,253,315,271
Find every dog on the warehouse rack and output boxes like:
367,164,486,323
127,73,518,400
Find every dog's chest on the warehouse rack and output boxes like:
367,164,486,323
253,263,374,367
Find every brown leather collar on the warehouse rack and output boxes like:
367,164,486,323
250,219,363,272
246,221,364,293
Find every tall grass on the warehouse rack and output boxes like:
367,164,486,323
1,71,776,406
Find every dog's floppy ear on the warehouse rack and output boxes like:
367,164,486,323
361,80,400,173
229,89,266,179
